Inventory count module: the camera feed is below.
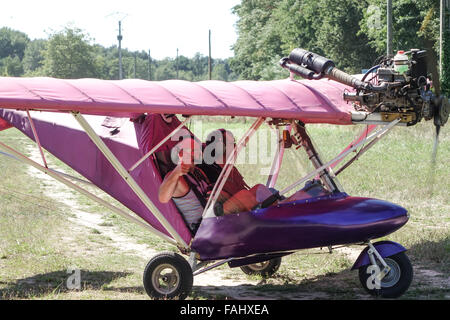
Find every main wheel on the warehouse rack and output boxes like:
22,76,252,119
143,251,193,300
358,252,413,298
240,257,282,278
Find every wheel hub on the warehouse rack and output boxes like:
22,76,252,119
152,264,180,295
380,258,401,288
247,261,270,271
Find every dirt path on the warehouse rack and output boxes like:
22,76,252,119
25,145,450,300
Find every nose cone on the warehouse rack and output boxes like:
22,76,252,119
352,198,409,235
192,194,410,261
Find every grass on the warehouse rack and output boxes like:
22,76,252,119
0,116,448,300
0,129,148,300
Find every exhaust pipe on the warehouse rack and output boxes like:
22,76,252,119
281,48,384,91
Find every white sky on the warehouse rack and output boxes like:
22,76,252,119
0,0,241,59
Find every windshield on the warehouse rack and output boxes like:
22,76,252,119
187,117,346,218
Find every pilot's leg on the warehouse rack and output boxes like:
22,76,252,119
222,189,257,215
248,184,275,202
221,184,275,214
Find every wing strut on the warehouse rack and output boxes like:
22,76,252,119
278,118,401,197
265,126,285,189
26,110,48,168
203,117,265,218
0,139,176,245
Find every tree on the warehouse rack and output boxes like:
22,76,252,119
417,1,448,96
42,26,99,79
440,3,450,96
231,0,442,79
360,0,434,55
0,27,30,77
314,0,377,73
0,27,29,60
230,0,283,80
0,55,23,76
231,0,376,79
154,58,177,80
212,59,238,81
0,25,236,81
22,39,46,75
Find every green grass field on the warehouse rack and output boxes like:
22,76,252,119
0,118,448,299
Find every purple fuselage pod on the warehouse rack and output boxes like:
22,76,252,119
191,193,408,261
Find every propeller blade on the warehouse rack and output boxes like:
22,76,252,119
435,97,450,127
431,125,440,166
428,124,440,196
422,37,447,197
423,38,441,97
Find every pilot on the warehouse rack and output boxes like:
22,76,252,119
158,136,269,232
203,128,276,203
199,129,250,196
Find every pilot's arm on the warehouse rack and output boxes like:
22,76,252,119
158,162,190,203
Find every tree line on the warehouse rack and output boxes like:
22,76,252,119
230,0,445,87
0,0,446,93
0,26,237,81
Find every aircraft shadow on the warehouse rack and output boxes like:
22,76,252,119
193,236,450,300
0,269,132,299
406,235,449,266
192,268,362,300
0,237,446,299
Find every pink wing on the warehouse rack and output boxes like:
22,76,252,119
0,77,354,125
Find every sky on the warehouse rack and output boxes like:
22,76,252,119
0,0,241,59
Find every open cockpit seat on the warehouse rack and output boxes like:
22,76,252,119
133,113,202,234
133,113,186,177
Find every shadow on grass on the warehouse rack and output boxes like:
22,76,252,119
1,238,447,300
192,236,450,300
406,235,450,269
0,269,136,299
192,268,363,300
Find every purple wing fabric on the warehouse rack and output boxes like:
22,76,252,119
0,109,193,244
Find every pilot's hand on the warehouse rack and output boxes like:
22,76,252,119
175,160,191,176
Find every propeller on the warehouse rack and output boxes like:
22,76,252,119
423,38,449,194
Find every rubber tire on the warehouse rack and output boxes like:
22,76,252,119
143,251,193,300
358,251,413,298
240,257,282,278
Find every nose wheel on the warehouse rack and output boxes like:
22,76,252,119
358,251,413,298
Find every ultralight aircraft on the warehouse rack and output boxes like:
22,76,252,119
0,48,448,299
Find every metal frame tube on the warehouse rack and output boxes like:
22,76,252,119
192,258,233,276
203,117,265,216
293,122,339,192
334,125,390,176
26,110,48,168
266,126,285,188
280,119,400,196
0,148,94,186
47,168,96,186
0,139,177,245
71,111,188,249
128,116,190,173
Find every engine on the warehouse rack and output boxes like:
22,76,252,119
280,48,449,127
